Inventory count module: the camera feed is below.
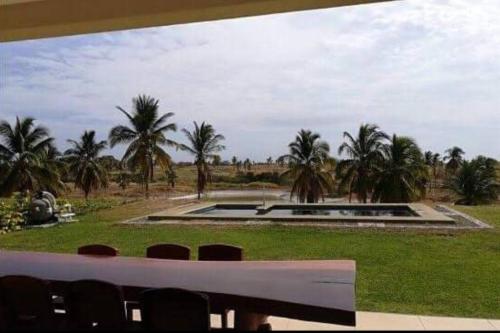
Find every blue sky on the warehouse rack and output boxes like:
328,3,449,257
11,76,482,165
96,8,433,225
0,0,499,162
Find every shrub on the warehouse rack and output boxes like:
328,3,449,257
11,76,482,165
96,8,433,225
211,172,284,185
57,198,122,215
0,193,30,233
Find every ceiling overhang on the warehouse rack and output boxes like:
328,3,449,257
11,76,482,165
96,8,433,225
0,0,394,42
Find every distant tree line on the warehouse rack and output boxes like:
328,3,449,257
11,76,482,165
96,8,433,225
0,97,497,205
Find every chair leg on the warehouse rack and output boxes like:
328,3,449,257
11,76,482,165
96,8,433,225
235,312,269,330
126,302,135,321
258,323,272,331
221,310,229,329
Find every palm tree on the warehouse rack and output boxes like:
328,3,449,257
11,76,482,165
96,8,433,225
449,156,498,205
279,129,334,203
243,158,251,171
180,122,225,199
430,153,441,191
424,151,440,192
336,124,388,203
231,156,238,170
0,117,64,196
266,156,273,165
212,155,222,166
371,135,428,203
109,95,177,198
64,130,108,199
424,151,433,166
166,168,177,188
444,146,465,174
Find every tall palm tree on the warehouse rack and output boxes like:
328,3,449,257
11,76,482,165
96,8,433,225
231,156,238,170
430,153,441,191
444,146,465,174
424,150,440,191
166,168,177,188
424,151,433,166
336,124,388,203
243,158,252,171
372,135,428,203
279,129,334,203
180,122,225,199
0,117,64,196
109,95,177,198
212,155,222,166
449,156,498,205
64,130,108,199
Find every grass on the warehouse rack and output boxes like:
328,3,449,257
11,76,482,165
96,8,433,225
0,199,498,319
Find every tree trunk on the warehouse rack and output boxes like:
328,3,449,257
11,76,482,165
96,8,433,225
149,154,154,182
348,179,353,203
197,165,203,200
144,173,150,199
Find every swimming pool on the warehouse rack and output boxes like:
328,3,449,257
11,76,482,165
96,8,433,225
190,204,418,217
146,202,454,225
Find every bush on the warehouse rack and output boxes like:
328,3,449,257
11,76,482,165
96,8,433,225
211,171,285,185
0,193,30,233
57,198,122,215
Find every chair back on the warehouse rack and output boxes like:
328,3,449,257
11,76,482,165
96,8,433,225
146,244,191,260
65,279,127,330
198,244,243,261
0,303,7,330
0,275,55,330
77,244,118,256
140,288,210,331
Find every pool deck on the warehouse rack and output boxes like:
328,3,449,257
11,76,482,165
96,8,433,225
145,202,455,225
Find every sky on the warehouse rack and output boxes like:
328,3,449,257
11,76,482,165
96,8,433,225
0,0,499,162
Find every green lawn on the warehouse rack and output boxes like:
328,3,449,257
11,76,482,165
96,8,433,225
0,201,499,319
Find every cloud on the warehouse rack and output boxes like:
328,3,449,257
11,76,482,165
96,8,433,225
0,0,499,161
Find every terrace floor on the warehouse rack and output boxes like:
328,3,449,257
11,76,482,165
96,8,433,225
209,311,500,330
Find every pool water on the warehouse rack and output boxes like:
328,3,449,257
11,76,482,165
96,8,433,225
190,204,418,217
192,205,259,216
265,207,417,217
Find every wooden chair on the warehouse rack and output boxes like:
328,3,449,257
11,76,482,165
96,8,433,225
77,244,119,256
140,288,210,331
0,300,6,330
126,243,192,320
198,244,243,329
198,244,243,261
0,275,56,330
0,304,7,330
146,243,191,260
65,279,127,330
49,245,119,314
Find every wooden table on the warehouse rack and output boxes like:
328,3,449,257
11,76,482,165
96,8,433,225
0,250,356,329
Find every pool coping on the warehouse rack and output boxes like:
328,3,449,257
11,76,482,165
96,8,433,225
147,202,455,225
